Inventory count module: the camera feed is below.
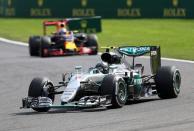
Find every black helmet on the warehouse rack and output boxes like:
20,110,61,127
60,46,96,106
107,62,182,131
95,63,108,74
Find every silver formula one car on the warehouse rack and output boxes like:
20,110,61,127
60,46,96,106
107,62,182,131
21,46,181,112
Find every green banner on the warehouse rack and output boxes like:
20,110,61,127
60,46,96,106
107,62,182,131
0,0,193,18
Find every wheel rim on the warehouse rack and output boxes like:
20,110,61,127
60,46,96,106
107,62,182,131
118,83,127,102
173,70,181,94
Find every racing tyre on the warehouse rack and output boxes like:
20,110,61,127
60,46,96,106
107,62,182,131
155,66,181,99
85,34,98,55
29,36,41,56
40,36,51,57
28,77,55,112
101,74,127,108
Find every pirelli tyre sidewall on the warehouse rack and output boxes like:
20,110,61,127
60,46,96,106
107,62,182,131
155,66,181,99
29,36,41,56
101,74,127,108
28,77,55,112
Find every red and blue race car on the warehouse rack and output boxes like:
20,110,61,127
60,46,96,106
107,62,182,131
29,18,100,57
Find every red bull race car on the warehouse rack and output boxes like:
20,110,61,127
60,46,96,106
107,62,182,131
29,19,99,57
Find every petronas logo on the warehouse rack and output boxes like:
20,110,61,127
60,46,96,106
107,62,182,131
172,0,178,7
127,0,132,7
38,0,44,7
81,0,87,7
8,0,12,7
81,20,87,28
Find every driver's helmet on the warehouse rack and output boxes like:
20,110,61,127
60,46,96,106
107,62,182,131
95,62,108,74
57,22,67,35
58,28,67,35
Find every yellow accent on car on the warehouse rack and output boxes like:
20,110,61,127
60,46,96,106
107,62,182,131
65,42,78,51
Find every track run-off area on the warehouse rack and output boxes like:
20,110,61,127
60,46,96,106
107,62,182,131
0,40,194,131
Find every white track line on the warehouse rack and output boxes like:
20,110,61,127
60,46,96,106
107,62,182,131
0,37,28,46
0,37,194,64
141,56,194,64
161,57,194,64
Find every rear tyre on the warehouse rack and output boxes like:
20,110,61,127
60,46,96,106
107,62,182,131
28,36,41,56
28,77,55,112
40,36,51,57
85,34,98,55
155,66,181,99
101,75,127,108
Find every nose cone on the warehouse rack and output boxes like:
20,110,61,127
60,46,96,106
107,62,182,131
60,78,80,103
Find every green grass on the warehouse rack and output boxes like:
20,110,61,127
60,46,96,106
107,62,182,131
0,18,194,60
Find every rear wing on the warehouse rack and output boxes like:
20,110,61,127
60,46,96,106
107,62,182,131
118,46,161,74
43,16,102,35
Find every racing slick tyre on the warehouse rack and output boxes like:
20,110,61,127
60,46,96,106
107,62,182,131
40,36,51,57
101,74,127,108
155,66,181,99
85,34,98,55
29,36,41,56
28,77,55,112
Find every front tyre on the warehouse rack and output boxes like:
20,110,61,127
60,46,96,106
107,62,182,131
28,77,55,112
101,75,127,108
155,66,181,99
28,36,41,56
40,36,51,57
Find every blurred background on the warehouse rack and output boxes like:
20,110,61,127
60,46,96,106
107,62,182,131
0,0,194,60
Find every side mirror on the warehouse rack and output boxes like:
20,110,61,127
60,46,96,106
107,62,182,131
101,53,112,63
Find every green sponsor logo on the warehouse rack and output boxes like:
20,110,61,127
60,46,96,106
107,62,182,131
134,78,142,85
119,47,150,56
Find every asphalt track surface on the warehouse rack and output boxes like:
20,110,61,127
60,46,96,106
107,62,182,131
0,41,194,131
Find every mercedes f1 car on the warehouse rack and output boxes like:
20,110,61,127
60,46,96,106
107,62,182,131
21,46,181,112
29,19,98,57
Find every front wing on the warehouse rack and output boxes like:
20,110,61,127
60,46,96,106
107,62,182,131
21,96,111,110
42,47,97,57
